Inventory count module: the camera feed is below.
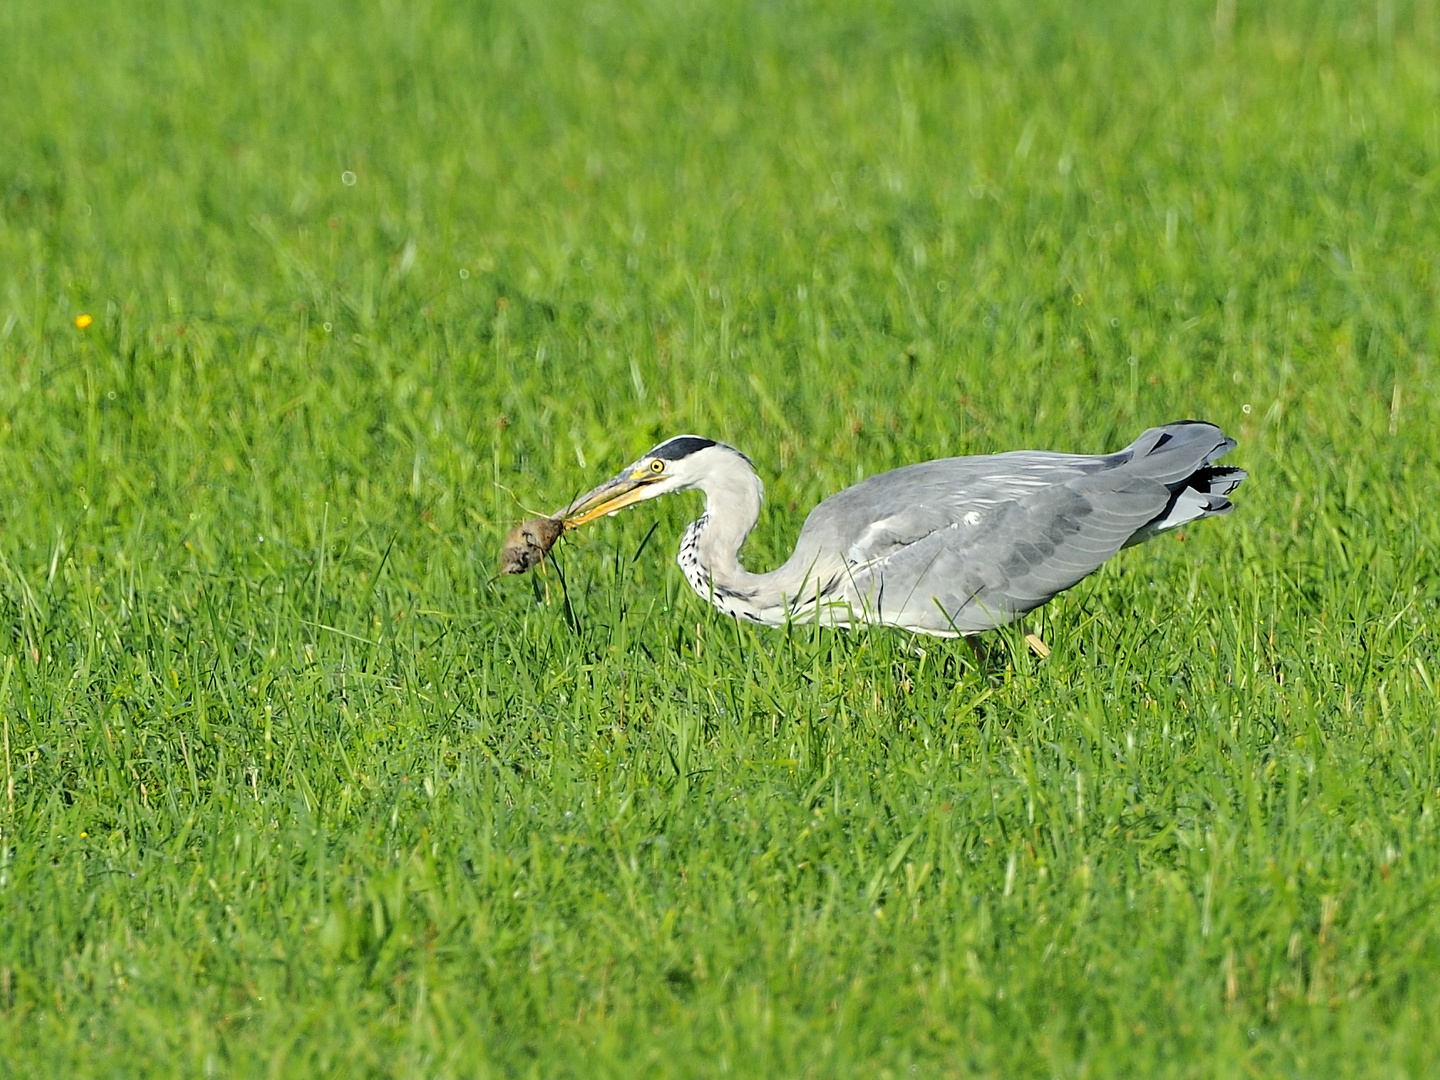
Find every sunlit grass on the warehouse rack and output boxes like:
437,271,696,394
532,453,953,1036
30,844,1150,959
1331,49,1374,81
2,0,1439,1075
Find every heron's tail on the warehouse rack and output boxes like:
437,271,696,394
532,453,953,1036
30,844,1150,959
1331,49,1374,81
1118,420,1248,536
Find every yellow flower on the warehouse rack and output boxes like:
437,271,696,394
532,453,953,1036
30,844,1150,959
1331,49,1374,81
75,314,93,329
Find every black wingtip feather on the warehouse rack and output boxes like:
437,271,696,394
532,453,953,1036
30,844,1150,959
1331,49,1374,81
1192,465,1247,495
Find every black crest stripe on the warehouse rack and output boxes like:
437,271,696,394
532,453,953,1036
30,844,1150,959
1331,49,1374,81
653,436,716,461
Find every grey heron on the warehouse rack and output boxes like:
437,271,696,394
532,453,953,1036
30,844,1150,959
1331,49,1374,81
551,421,1245,637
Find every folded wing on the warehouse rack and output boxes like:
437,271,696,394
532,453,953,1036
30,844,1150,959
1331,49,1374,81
788,421,1242,635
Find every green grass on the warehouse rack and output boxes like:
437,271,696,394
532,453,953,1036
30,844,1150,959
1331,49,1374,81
2,0,1439,1074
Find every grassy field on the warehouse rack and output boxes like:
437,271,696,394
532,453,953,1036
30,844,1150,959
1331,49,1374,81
2,0,1439,1074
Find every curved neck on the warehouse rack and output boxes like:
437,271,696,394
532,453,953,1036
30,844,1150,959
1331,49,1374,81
681,455,830,618
689,458,765,593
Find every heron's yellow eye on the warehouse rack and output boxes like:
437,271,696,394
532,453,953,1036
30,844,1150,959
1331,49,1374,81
650,460,664,473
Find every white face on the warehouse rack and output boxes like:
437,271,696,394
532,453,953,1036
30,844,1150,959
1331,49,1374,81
560,437,721,526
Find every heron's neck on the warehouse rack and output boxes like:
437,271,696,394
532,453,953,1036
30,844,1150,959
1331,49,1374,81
687,460,766,594
682,449,840,624
679,452,835,622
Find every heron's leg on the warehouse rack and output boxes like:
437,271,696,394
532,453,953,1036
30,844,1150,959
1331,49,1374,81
957,633,1006,688
963,634,989,668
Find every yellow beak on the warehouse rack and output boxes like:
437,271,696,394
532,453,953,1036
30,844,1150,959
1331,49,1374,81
560,467,660,529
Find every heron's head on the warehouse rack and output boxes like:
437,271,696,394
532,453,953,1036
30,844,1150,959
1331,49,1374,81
561,436,755,527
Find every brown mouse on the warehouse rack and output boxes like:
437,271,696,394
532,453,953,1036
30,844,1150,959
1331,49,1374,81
499,516,564,574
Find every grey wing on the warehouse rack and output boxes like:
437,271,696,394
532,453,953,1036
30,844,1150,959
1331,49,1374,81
781,421,1241,635
826,472,1173,634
